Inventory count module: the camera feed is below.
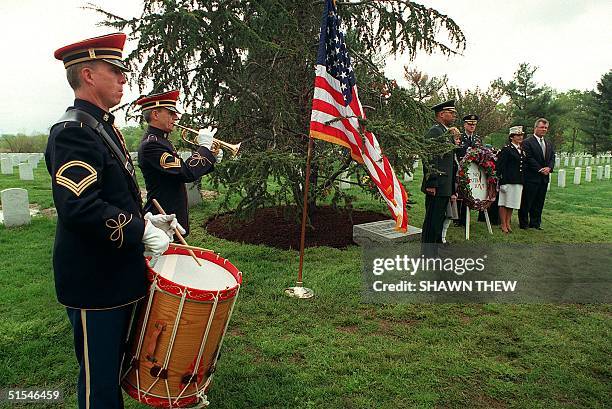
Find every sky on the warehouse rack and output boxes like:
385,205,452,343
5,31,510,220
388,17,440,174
0,0,611,134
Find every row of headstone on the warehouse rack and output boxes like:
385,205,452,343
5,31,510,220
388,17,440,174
1,158,36,180
556,165,611,187
556,154,612,169
0,188,31,227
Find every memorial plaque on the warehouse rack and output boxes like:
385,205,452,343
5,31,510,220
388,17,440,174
353,220,421,244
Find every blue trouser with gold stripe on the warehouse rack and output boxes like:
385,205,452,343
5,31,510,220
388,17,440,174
67,305,134,409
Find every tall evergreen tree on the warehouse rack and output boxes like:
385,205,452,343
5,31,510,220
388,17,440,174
93,0,465,218
499,63,564,142
589,70,612,153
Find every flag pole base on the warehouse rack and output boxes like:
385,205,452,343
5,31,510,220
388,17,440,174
284,282,314,299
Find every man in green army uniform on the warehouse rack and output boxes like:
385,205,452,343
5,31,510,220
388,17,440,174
421,100,459,257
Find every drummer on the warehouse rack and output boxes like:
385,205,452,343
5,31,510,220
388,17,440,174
47,33,177,408
137,90,218,237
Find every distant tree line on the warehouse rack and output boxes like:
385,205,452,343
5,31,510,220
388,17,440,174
403,63,612,154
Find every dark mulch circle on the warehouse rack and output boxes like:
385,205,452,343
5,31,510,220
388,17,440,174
204,205,388,250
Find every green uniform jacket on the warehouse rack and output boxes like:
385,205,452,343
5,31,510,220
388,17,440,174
421,122,455,197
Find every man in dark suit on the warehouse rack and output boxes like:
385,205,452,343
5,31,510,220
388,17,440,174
421,100,459,256
519,118,555,230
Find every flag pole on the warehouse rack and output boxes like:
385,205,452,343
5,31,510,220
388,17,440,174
285,136,315,299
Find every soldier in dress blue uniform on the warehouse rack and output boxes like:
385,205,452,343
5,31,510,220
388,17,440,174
421,100,460,257
46,33,179,409
137,90,217,237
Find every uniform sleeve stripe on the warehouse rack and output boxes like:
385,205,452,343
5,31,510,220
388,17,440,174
55,161,98,197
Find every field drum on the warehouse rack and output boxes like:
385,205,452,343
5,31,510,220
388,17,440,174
122,245,242,408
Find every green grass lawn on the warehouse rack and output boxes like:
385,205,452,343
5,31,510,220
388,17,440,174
0,162,611,408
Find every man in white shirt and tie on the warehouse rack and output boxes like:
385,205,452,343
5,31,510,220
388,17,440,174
519,118,555,230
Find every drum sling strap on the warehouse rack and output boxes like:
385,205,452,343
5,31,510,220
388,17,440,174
55,109,142,210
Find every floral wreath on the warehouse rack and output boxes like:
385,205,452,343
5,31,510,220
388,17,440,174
457,146,498,211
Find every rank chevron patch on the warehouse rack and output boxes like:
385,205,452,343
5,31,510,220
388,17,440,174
55,161,98,197
160,152,181,169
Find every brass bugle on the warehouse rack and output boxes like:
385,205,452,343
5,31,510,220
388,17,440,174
173,123,241,156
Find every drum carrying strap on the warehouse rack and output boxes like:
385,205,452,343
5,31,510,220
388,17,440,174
55,109,142,209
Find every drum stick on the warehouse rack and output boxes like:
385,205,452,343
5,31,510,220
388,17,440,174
151,199,202,266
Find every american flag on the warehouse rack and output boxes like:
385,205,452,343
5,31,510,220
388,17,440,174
309,0,408,232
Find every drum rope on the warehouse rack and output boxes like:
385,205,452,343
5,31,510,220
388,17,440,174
163,290,188,370
200,284,241,394
176,292,220,405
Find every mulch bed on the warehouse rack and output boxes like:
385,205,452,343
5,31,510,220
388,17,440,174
204,206,388,249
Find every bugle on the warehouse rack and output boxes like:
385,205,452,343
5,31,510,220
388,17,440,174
173,123,241,156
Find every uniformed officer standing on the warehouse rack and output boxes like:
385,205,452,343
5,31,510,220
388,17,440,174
421,100,459,257
137,90,217,237
46,33,178,409
455,114,480,226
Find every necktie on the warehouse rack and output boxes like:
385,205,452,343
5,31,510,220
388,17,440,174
538,137,546,157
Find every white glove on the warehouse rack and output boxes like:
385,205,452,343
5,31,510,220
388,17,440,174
142,221,170,257
144,212,184,239
215,149,224,163
197,127,215,150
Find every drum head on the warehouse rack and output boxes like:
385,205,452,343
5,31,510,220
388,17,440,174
155,253,237,291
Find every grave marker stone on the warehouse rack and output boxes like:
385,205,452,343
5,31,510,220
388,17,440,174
557,169,566,188
573,167,581,184
1,188,31,227
18,163,33,181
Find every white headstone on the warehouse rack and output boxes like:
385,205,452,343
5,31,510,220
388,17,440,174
1,158,12,175
563,157,569,167
557,169,566,188
573,167,582,185
18,163,33,181
578,157,584,166
1,188,31,227
27,155,39,169
596,166,603,180
339,171,350,189
555,157,560,169
413,160,419,169
571,157,576,167
403,172,414,182
547,180,551,191
185,182,202,207
585,166,592,182
605,165,611,179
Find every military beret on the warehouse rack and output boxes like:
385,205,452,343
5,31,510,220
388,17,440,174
136,90,181,114
54,33,129,72
431,100,456,113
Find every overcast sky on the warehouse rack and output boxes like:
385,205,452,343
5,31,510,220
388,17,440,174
1,0,611,134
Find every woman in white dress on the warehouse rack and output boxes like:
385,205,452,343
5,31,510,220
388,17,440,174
497,126,525,233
